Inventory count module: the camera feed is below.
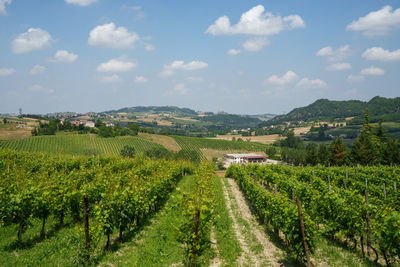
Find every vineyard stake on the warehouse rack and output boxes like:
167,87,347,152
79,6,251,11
274,184,277,195
383,183,386,200
292,188,295,204
83,195,90,263
394,182,397,191
365,189,371,260
296,197,312,267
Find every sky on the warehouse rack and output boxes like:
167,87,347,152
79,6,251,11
0,0,400,115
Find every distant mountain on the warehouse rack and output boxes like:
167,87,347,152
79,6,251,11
263,96,400,125
105,106,198,117
198,114,262,128
247,113,277,121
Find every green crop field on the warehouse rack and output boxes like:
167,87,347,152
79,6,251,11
173,135,267,153
0,134,164,156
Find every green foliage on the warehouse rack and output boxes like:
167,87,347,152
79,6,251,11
328,137,347,166
179,162,215,265
120,145,135,158
265,145,277,158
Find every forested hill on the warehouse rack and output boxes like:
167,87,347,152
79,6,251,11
105,106,198,116
263,96,400,125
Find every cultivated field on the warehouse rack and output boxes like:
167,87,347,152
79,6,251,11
210,134,280,144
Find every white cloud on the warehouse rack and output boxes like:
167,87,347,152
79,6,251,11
242,38,269,52
65,0,97,6
362,47,400,62
144,44,155,51
346,6,400,36
205,5,305,36
0,0,11,15
264,70,298,85
97,58,137,72
88,23,139,49
101,74,121,83
316,45,351,62
228,49,241,55
28,84,54,94
360,66,385,76
296,78,327,89
29,65,46,75
164,83,189,96
50,50,78,63
347,74,365,83
326,62,351,71
186,76,203,82
135,76,148,83
160,60,208,77
12,28,52,54
0,67,15,76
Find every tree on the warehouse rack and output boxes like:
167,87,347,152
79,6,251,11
95,119,103,128
280,130,303,149
305,143,318,165
127,124,139,136
3,118,7,124
318,144,329,165
265,146,277,158
120,145,135,158
351,109,379,165
329,137,347,166
381,138,400,165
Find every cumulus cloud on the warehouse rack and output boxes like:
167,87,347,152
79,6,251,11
28,84,54,94
160,60,208,77
164,83,189,96
362,47,400,62
0,67,16,76
12,28,52,54
264,70,298,85
205,5,305,35
360,66,385,76
50,50,78,63
242,38,269,52
144,44,155,51
88,23,139,49
296,78,327,89
0,0,11,15
101,74,121,83
347,74,365,83
135,76,148,83
228,49,241,55
29,65,46,75
97,58,137,72
316,45,351,62
65,0,97,6
326,62,351,71
346,6,400,36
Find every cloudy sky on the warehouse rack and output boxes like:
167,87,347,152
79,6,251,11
1,0,400,115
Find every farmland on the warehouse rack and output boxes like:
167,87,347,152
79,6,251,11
0,134,164,156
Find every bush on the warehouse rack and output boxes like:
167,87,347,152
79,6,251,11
120,145,135,158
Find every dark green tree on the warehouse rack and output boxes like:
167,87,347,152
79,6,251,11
329,137,347,166
265,146,277,158
120,145,135,158
351,109,379,165
318,144,329,165
305,143,318,165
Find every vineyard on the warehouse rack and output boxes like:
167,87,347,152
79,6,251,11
226,164,400,266
173,135,267,159
0,134,164,156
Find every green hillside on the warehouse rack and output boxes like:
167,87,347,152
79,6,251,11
0,134,163,156
263,96,400,125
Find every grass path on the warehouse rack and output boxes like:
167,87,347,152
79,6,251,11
222,177,288,266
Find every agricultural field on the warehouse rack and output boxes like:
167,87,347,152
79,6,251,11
211,134,280,144
1,149,398,266
226,164,400,266
0,134,164,156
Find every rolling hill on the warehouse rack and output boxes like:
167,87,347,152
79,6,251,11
263,96,400,125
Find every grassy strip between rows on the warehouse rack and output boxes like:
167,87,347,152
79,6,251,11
212,177,242,266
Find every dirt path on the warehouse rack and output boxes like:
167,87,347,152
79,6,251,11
209,228,222,267
222,178,285,267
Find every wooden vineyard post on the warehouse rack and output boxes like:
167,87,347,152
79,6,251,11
383,183,386,200
83,195,90,263
189,208,201,267
365,190,371,259
328,175,331,192
292,188,295,204
296,197,312,267
274,184,277,195
394,182,397,191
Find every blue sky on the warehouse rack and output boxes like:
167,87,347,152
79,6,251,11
1,0,400,115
